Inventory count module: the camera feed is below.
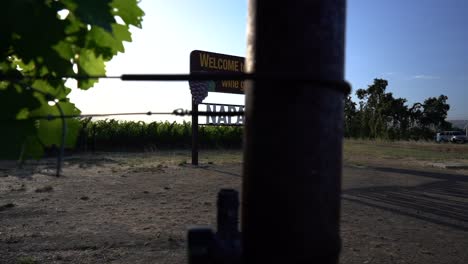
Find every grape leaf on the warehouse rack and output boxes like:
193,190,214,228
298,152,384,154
30,98,81,148
0,84,40,119
53,40,75,60
74,0,115,32
7,1,69,65
0,0,144,159
0,120,39,159
112,0,144,28
86,26,122,59
112,23,132,44
76,49,106,89
32,80,70,100
0,84,41,159
22,134,45,160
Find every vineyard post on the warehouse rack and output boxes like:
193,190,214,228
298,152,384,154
56,103,67,177
191,100,199,165
242,0,346,263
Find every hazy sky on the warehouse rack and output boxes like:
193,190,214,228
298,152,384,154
69,0,468,122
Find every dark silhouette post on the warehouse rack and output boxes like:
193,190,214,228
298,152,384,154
192,100,199,165
242,0,347,263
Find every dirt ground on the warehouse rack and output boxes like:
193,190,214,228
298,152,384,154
1,150,467,263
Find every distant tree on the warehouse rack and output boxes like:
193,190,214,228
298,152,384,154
356,79,392,139
407,102,425,140
420,95,451,131
344,95,359,137
386,96,409,140
0,0,144,159
346,78,451,140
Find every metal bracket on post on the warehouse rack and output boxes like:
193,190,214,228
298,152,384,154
188,189,241,264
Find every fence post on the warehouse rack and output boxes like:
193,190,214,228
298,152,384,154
56,103,67,177
242,0,347,263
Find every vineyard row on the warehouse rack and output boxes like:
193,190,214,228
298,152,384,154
75,119,243,152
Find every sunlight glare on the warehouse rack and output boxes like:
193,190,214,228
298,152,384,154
57,9,69,20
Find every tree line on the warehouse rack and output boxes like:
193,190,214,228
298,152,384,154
344,78,454,140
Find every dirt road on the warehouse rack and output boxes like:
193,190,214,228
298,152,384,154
1,152,467,263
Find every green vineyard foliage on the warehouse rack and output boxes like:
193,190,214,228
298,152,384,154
76,119,243,151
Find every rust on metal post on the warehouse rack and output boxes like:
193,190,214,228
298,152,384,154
242,0,347,263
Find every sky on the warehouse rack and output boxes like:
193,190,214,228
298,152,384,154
69,0,468,122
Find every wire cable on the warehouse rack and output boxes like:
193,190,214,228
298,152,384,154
0,109,245,122
0,73,351,94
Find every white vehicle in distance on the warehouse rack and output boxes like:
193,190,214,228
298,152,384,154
436,131,467,143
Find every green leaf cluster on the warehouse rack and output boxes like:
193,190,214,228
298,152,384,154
76,120,243,151
0,0,144,159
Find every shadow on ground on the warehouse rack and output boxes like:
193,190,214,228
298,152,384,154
343,166,468,231
197,165,241,178
0,155,121,179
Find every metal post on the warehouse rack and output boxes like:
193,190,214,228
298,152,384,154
242,0,346,263
56,103,67,177
192,100,199,165
217,189,240,241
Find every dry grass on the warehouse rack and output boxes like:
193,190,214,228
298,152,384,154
114,142,467,169
344,139,468,167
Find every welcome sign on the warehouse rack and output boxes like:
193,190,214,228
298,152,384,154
190,50,245,94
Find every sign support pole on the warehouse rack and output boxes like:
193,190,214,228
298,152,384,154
189,50,245,166
191,100,199,165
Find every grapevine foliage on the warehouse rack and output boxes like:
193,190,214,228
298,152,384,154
0,0,144,159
